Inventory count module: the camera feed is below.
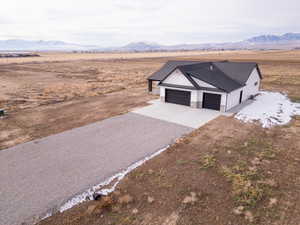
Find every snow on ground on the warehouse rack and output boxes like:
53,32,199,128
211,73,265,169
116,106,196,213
58,146,169,213
235,91,300,128
40,146,169,220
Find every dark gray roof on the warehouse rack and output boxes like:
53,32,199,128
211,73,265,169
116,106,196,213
213,62,262,85
179,63,242,92
148,60,262,93
148,61,201,81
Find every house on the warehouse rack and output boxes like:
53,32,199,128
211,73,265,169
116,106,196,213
148,61,262,112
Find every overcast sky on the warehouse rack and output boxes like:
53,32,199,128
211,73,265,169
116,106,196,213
0,0,299,46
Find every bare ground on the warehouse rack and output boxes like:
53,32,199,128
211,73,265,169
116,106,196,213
1,50,300,224
1,50,300,150
38,116,300,225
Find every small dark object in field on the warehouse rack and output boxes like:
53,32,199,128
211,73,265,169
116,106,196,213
0,109,5,117
93,193,103,201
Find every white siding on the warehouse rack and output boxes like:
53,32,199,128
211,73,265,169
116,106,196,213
191,90,198,102
160,67,261,112
242,68,260,101
226,87,243,110
192,77,215,88
226,68,261,110
160,86,166,97
162,69,193,87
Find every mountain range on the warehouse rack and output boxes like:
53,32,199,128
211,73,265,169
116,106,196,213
0,40,98,51
1,33,300,52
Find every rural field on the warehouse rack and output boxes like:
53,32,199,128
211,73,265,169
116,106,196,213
1,50,300,150
1,50,300,224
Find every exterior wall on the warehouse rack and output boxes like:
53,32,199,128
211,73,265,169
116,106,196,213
192,77,215,88
159,67,261,112
160,86,227,111
149,81,160,95
162,69,193,87
226,87,243,110
241,68,260,101
191,90,200,108
226,68,261,110
160,86,166,102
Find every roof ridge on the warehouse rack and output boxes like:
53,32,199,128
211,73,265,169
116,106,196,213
212,62,245,85
177,62,210,70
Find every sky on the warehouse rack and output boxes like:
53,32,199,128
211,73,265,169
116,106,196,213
0,0,299,47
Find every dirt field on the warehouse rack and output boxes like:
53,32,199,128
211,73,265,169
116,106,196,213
1,50,300,224
0,50,233,65
38,116,300,225
1,50,300,150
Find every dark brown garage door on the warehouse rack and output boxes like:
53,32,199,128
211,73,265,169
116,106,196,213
165,89,191,106
202,93,221,110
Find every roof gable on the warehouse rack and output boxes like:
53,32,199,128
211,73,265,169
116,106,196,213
148,61,201,81
161,69,194,87
159,67,200,89
148,60,262,93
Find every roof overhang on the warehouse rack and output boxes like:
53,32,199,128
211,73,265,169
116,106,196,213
256,64,263,80
159,83,197,90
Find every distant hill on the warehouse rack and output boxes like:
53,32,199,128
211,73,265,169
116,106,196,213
1,33,300,52
0,39,98,51
247,33,300,43
119,42,162,51
107,33,300,52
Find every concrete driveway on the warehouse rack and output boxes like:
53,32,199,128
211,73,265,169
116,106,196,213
132,99,225,128
0,113,192,225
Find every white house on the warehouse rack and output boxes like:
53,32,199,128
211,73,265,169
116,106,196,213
148,61,262,112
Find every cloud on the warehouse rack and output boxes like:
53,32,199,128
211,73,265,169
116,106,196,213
0,0,299,45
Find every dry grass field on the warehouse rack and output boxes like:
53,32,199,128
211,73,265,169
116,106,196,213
1,50,300,224
1,50,300,150
0,50,230,65
39,115,300,225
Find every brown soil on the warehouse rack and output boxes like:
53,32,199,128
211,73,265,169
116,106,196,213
1,50,300,149
38,116,300,225
0,89,153,149
0,58,160,149
1,50,300,224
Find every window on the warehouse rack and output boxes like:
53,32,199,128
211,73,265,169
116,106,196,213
254,81,258,86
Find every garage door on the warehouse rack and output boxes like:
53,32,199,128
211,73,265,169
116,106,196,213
202,93,221,110
165,89,191,106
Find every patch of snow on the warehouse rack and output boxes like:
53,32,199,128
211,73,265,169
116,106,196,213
41,212,52,220
235,91,300,128
59,146,169,212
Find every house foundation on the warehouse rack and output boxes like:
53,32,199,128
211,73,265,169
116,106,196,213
220,105,226,112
